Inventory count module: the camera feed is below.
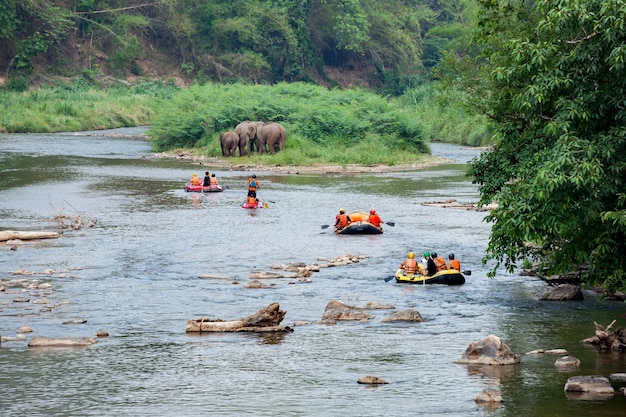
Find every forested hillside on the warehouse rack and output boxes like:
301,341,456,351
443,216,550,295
0,0,476,92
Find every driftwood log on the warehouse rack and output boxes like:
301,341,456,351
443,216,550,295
186,302,293,333
581,320,626,351
0,231,59,242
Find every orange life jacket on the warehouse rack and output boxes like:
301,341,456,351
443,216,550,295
210,177,218,186
190,176,200,186
402,258,417,274
368,214,382,228
448,259,461,270
335,214,350,228
434,257,447,272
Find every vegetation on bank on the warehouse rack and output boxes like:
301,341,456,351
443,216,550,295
0,0,478,94
0,79,178,133
149,82,424,164
462,0,626,293
0,79,489,166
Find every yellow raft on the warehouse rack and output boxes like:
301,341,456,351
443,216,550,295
392,267,466,285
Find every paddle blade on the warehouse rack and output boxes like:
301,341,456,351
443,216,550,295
263,202,269,208
386,221,395,226
462,270,472,276
321,224,330,229
384,275,395,282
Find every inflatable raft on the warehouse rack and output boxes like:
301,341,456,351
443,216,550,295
242,200,266,209
335,212,383,235
393,267,466,285
184,184,224,193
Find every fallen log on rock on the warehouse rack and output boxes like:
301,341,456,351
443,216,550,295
421,200,498,212
186,302,293,333
0,231,59,242
581,320,626,351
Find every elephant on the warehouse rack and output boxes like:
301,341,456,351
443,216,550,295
253,122,287,154
219,131,239,156
235,121,262,156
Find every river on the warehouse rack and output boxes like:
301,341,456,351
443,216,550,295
1,128,624,416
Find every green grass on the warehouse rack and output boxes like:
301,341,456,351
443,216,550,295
0,79,177,133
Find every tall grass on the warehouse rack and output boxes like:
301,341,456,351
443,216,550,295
405,83,491,146
0,79,177,133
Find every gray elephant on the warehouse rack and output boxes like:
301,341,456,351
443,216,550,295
220,131,239,156
235,121,262,156
253,122,287,154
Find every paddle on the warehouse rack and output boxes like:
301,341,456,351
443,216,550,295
463,270,472,276
385,221,395,226
321,224,330,229
384,275,395,282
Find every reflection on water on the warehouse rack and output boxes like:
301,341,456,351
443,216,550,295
1,131,625,416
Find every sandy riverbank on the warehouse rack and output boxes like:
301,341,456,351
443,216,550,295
151,151,454,174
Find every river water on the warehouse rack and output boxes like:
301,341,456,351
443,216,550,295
1,128,625,416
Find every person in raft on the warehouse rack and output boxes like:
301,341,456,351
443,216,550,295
334,208,351,231
202,171,211,187
367,209,383,228
245,195,257,206
190,173,201,186
419,252,437,276
432,252,447,272
248,174,259,199
448,254,461,271
399,252,417,275
210,173,219,187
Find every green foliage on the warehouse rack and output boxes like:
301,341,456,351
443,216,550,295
0,0,479,91
0,0,18,39
468,0,626,292
402,83,490,146
148,82,428,161
10,32,48,73
4,76,29,92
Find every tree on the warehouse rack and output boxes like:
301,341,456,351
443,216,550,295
468,0,626,293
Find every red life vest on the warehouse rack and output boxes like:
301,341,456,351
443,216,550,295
368,214,382,228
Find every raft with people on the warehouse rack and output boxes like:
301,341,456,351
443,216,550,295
388,252,469,285
334,211,384,235
184,184,224,193
393,267,466,285
241,196,266,209
185,172,224,192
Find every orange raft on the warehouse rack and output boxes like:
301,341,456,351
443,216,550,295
335,211,383,235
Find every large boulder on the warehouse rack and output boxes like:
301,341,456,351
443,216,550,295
455,335,520,365
380,308,424,323
555,356,581,368
564,375,615,400
321,299,374,322
539,284,583,301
